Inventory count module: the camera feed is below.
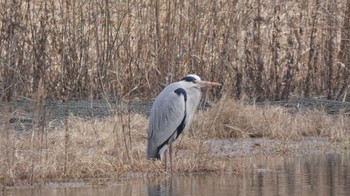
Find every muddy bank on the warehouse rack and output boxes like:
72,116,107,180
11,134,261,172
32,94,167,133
0,98,152,130
208,136,337,158
1,97,349,129
262,97,350,115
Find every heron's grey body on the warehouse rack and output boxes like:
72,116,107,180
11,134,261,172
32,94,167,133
147,76,201,159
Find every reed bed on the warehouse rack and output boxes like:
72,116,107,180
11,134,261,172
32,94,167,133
0,0,349,102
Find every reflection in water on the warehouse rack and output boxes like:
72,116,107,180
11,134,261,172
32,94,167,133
148,177,173,196
4,153,350,196
147,153,350,196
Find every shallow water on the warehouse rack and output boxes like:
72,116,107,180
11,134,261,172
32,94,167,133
3,153,350,196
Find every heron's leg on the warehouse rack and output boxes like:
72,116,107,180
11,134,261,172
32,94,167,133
164,148,168,172
169,141,173,173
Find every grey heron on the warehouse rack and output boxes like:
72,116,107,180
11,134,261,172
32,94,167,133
147,74,221,171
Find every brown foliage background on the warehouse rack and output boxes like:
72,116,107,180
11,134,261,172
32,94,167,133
0,0,349,101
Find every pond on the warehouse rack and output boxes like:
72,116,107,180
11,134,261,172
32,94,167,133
3,153,350,196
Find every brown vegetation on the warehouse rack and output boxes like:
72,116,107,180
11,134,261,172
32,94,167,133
193,97,350,142
0,0,350,101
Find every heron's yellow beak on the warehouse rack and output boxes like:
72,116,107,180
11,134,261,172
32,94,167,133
196,80,222,87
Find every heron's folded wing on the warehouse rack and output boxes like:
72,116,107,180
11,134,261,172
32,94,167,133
148,90,186,147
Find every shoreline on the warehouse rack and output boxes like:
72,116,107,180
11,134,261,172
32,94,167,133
0,136,344,189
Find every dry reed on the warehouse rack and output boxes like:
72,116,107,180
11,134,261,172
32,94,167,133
0,0,349,101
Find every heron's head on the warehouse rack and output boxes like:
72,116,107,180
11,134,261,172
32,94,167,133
181,74,221,88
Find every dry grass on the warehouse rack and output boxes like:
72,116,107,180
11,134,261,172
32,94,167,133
1,97,350,186
192,97,350,142
0,111,233,186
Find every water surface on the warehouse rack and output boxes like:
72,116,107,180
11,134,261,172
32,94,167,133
4,153,350,196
